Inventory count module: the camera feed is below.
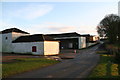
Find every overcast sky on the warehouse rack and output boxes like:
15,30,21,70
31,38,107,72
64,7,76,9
1,0,119,35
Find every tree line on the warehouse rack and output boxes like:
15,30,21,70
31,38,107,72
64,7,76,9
97,14,120,45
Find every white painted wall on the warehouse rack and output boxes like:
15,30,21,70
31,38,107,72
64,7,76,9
78,37,81,49
78,37,86,49
93,36,99,41
1,32,30,53
2,33,13,53
44,41,59,55
12,32,29,41
12,42,44,55
81,37,86,48
13,41,59,55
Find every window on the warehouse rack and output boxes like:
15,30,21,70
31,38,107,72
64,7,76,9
5,37,8,40
32,46,37,52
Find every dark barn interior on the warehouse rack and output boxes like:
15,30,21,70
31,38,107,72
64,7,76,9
58,38,79,49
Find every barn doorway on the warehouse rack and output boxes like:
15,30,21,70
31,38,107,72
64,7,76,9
32,46,37,52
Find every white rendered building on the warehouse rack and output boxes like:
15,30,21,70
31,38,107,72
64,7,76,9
0,28,59,55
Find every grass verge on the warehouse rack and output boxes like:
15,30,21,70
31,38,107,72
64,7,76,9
88,51,120,78
2,58,60,78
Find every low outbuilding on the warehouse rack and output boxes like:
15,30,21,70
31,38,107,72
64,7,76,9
12,34,59,55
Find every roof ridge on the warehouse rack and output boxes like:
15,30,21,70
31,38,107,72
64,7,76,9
42,34,45,41
12,34,57,43
45,32,78,35
1,28,29,34
12,28,15,32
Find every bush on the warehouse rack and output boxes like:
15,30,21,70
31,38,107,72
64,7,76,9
114,50,120,63
106,44,120,63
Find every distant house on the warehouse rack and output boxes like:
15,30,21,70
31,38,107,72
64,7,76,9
0,28,59,55
89,35,99,42
46,32,87,49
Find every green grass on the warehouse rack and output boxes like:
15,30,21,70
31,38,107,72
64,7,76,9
89,53,120,78
2,58,60,78
96,51,108,54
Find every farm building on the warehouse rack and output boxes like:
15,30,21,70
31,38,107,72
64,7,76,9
46,32,87,49
89,35,99,42
0,28,59,55
80,34,99,47
46,32,99,49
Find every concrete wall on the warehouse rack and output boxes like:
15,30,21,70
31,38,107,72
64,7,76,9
12,42,44,55
78,37,86,49
44,41,59,55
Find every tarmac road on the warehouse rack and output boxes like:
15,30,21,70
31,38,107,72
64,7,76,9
9,44,100,78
